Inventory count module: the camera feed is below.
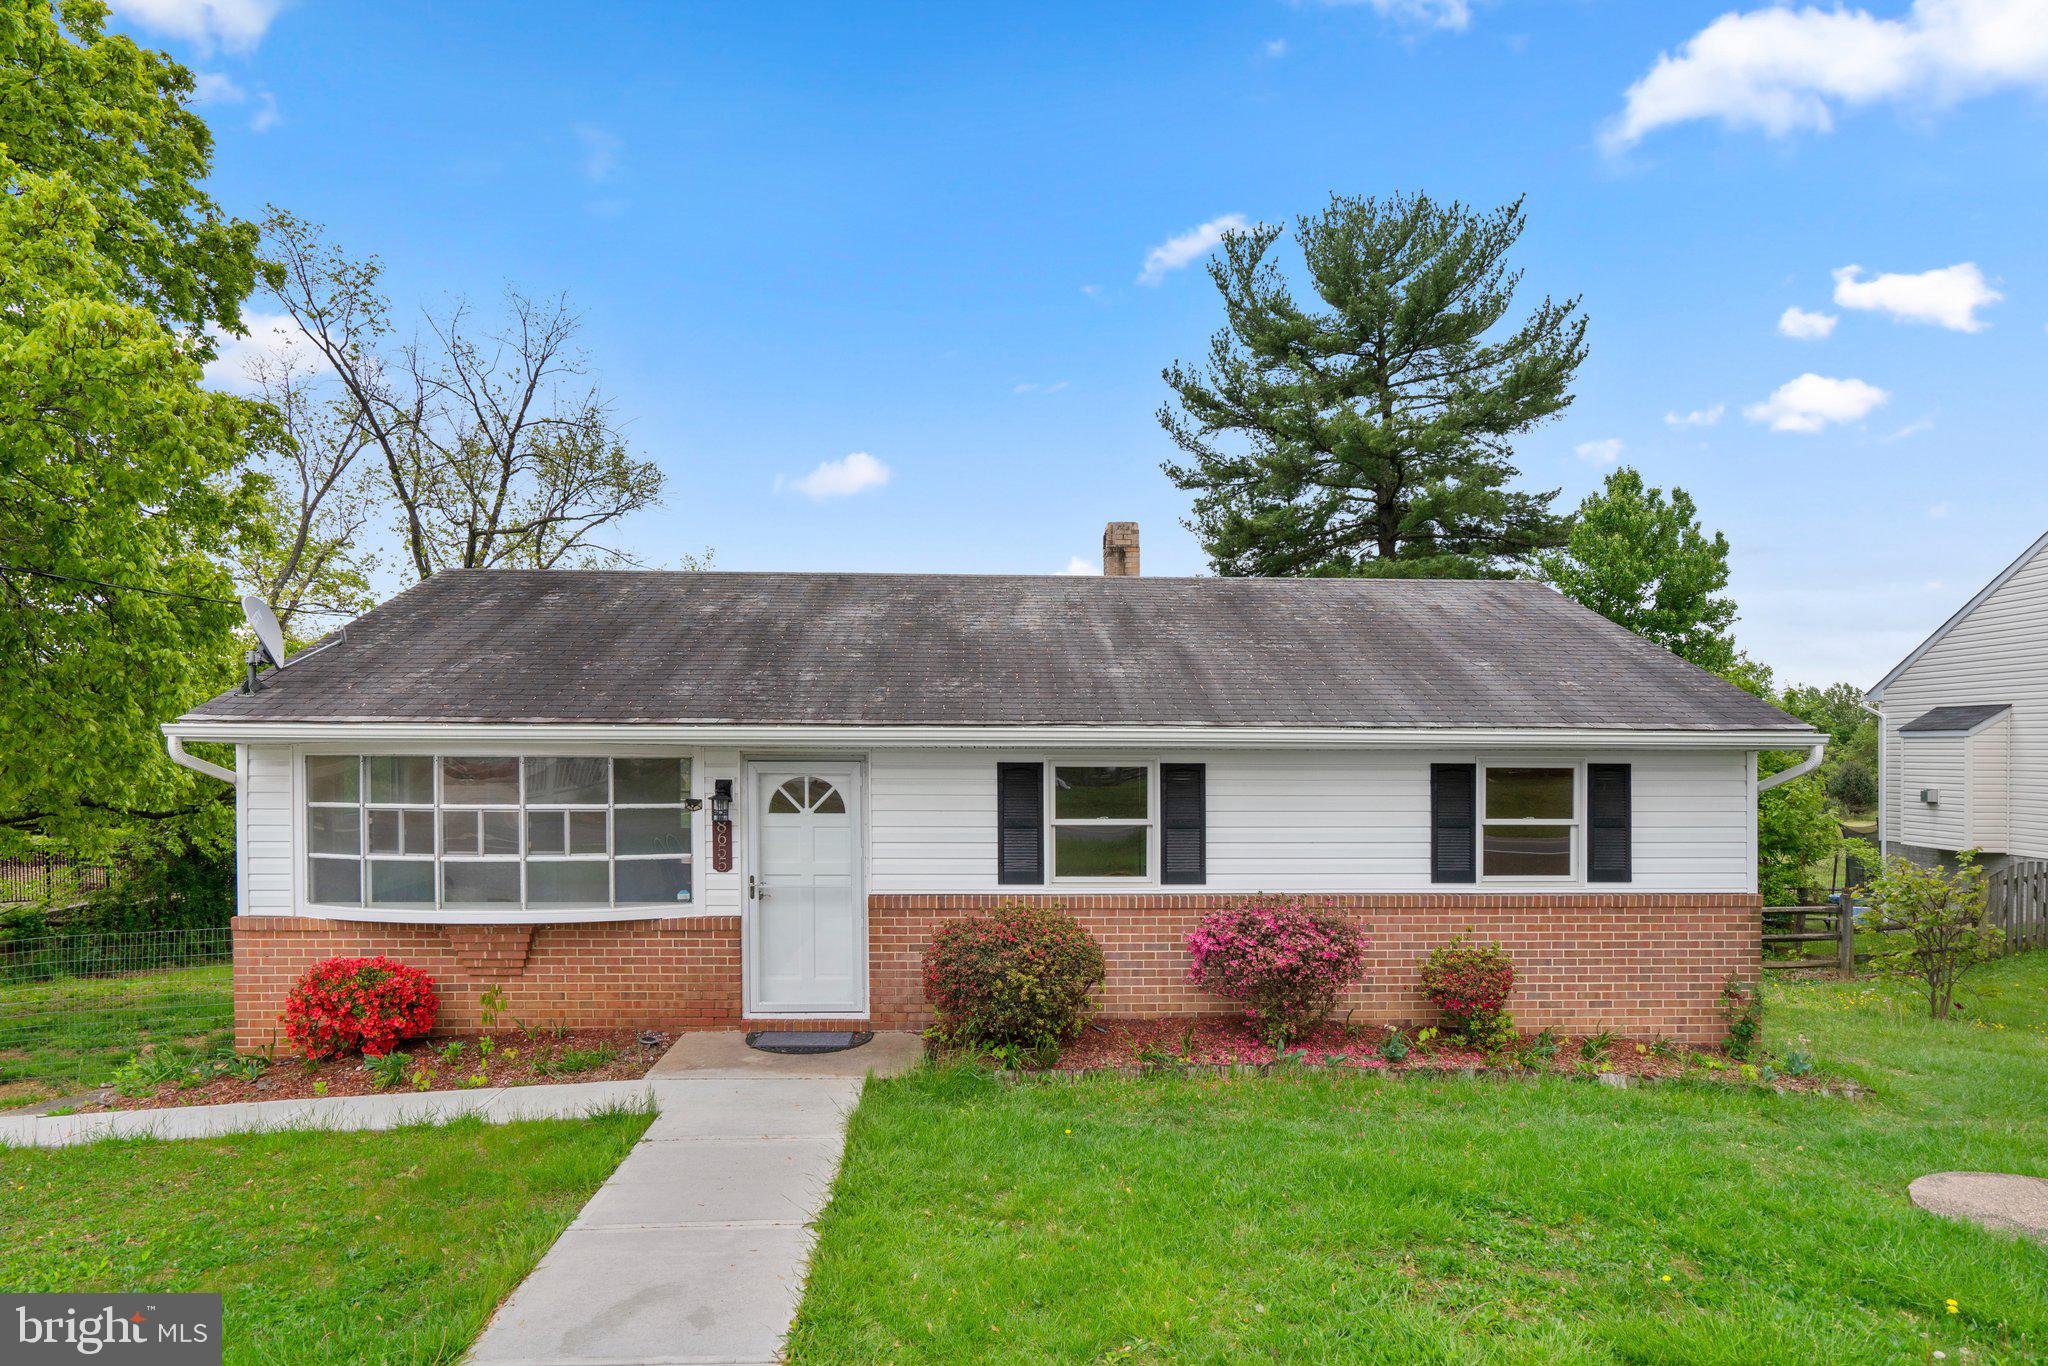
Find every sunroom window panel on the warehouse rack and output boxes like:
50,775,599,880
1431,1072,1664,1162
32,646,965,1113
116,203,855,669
617,857,691,905
568,810,608,855
614,757,686,805
443,861,521,906
442,756,518,805
481,810,520,856
528,860,609,905
308,807,361,856
524,756,608,805
616,807,688,855
368,859,435,906
526,810,566,856
367,755,434,804
305,755,359,804
309,856,361,905
368,808,435,856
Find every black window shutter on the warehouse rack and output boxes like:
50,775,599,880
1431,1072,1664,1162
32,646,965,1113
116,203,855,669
1430,764,1477,884
1587,763,1633,883
1160,763,1206,885
996,762,1044,885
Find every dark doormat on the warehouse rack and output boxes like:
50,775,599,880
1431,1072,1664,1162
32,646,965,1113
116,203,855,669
746,1030,874,1055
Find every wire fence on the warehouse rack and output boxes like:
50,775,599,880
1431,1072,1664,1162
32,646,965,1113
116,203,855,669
0,927,234,1104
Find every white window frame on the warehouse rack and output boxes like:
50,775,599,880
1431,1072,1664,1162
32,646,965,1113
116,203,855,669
301,751,696,916
1046,760,1158,884
1477,761,1582,883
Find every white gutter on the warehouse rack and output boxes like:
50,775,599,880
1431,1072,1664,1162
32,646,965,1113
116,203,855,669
166,734,237,786
163,720,1824,751
1756,741,1827,793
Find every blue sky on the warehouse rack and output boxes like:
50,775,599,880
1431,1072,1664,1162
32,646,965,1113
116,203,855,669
120,0,2048,689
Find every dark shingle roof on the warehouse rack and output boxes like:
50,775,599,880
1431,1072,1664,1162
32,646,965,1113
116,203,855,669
183,570,1809,732
1899,703,2011,735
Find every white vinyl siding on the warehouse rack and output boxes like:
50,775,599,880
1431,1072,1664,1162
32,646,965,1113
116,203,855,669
1970,714,2012,851
1877,536,2048,857
866,747,1753,893
243,745,296,915
1899,735,1969,851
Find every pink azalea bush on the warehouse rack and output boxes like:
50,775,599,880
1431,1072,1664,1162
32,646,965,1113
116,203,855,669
923,901,1105,1054
1185,897,1367,1045
1418,937,1516,1045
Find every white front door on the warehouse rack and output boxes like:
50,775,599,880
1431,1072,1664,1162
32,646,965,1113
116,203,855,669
746,762,864,1015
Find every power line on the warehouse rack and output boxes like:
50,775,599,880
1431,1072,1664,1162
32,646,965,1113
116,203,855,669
0,563,240,606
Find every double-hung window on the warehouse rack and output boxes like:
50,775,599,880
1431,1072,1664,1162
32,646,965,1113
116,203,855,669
1479,765,1577,879
1049,764,1152,880
304,754,693,911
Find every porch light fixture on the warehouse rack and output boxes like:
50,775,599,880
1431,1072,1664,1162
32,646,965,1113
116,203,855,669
711,779,733,824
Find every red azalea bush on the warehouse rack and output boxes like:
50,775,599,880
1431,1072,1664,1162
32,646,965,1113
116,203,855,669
1186,897,1368,1046
282,955,440,1058
1418,937,1516,1044
923,901,1105,1053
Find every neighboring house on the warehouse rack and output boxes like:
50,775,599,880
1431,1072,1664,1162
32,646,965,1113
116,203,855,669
1867,528,2048,872
167,524,1818,1047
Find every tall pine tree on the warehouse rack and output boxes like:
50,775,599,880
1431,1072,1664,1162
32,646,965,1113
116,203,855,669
1161,192,1586,578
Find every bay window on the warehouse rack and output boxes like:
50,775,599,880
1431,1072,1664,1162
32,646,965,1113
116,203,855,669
305,754,692,911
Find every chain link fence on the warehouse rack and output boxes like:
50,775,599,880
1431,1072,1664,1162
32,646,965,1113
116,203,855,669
0,927,233,1105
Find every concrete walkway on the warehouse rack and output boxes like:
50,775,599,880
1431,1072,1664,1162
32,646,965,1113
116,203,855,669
0,1079,661,1149
466,1075,865,1366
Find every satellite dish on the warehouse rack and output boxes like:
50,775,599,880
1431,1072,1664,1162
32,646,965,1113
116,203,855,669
241,595,288,671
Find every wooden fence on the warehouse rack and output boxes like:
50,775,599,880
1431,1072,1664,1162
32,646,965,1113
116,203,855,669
1986,859,2048,953
0,856,109,903
1761,904,1858,972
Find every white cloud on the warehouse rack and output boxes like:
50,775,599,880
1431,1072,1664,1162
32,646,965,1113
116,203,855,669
1778,306,1838,339
1885,415,1938,441
1664,403,1726,427
201,310,325,391
1060,556,1099,576
1079,283,1103,297
1928,500,1952,518
1264,38,1289,57
778,451,891,501
1137,213,1249,286
109,0,284,53
1744,373,1889,433
574,124,622,183
249,90,279,133
1832,262,2001,331
1320,0,1473,31
1574,438,1625,465
1012,380,1070,394
191,70,243,104
1604,0,2048,150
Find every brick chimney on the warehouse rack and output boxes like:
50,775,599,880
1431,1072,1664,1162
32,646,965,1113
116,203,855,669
1102,521,1140,577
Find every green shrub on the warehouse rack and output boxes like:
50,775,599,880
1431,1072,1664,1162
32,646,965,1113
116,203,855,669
1721,978,1763,1058
922,901,1105,1054
1417,937,1517,1046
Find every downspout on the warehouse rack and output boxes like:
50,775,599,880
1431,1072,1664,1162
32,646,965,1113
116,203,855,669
166,733,236,787
1756,741,1826,793
1861,694,1886,861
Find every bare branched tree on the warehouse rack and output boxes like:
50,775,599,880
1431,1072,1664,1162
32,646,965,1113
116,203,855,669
258,209,666,583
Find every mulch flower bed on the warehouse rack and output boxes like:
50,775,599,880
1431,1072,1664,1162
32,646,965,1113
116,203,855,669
71,1029,667,1113
1039,1018,1838,1092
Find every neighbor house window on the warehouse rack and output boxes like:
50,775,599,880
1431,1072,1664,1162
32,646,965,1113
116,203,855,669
304,755,692,910
1050,764,1152,879
1480,765,1577,879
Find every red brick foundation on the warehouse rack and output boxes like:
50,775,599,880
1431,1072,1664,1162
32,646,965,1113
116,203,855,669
231,916,744,1052
232,891,1760,1052
869,892,1761,1044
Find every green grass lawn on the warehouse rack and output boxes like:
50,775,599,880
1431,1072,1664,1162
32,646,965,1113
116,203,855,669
0,962,233,1106
791,953,2048,1363
0,1110,651,1364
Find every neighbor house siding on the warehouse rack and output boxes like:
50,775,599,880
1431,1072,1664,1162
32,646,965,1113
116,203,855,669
865,747,1754,894
1970,715,2012,851
1879,538,2048,858
1899,734,1969,851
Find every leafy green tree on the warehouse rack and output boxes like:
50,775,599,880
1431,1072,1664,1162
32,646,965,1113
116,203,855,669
1539,467,1740,672
0,0,258,332
0,9,266,852
1778,682,1871,747
1161,192,1585,578
1757,749,1841,905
